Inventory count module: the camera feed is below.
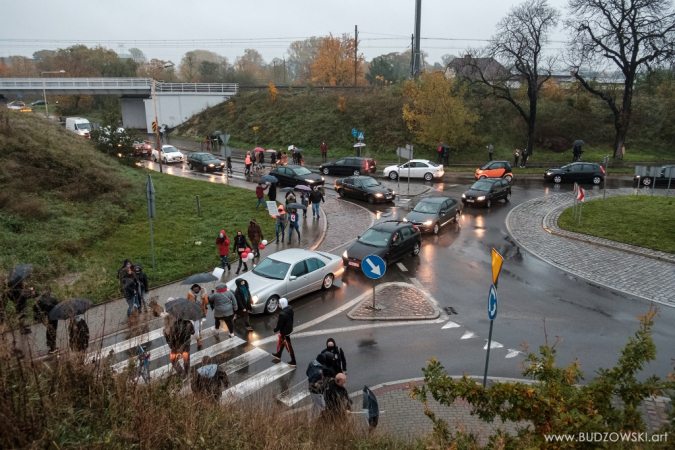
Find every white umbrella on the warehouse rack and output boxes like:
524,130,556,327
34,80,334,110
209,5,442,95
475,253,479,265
287,145,296,151
353,143,366,147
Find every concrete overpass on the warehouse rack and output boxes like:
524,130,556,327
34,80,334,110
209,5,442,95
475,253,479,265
0,78,238,131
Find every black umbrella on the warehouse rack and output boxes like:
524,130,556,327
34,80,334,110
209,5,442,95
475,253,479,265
573,140,585,147
286,203,307,210
7,264,33,288
280,187,295,192
261,175,278,183
180,273,219,285
294,148,305,153
437,143,451,149
48,298,93,321
165,298,206,321
362,386,379,428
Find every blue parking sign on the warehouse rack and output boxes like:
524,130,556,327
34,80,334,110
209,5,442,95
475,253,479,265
352,128,358,137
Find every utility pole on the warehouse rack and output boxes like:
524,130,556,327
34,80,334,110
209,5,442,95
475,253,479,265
283,57,286,85
354,25,358,87
413,0,422,79
410,34,415,79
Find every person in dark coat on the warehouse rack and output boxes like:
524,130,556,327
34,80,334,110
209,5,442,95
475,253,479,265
275,205,287,243
209,283,237,337
321,337,347,377
306,353,327,417
300,191,309,218
118,259,133,281
120,267,139,318
285,190,296,206
520,148,529,168
5,281,36,334
233,278,253,331
271,298,296,366
443,146,450,166
270,151,277,168
248,219,264,257
232,231,251,274
309,186,325,219
320,141,328,162
33,286,59,353
165,317,195,375
226,157,233,176
134,265,149,312
322,373,352,420
216,230,231,270
513,149,520,167
287,208,301,244
268,182,277,202
68,316,89,352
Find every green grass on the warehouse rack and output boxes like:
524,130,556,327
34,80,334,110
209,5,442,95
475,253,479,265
558,195,675,254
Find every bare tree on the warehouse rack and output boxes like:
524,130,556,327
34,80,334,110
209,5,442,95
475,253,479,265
179,52,200,82
455,0,560,155
128,48,146,64
566,0,675,159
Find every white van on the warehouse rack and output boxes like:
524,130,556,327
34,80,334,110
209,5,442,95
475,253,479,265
65,117,92,138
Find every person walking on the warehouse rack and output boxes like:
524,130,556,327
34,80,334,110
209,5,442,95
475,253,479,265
134,265,149,313
309,186,325,219
233,278,253,331
5,281,36,334
322,373,352,420
276,149,282,165
255,183,269,209
258,150,265,170
285,189,296,207
216,230,231,270
33,286,59,354
192,355,229,400
281,151,288,166
320,141,328,162
244,152,252,176
521,148,529,168
513,149,520,167
268,182,277,202
120,267,139,318
165,315,194,375
271,298,296,366
297,152,304,166
437,142,444,164
164,125,171,143
443,146,450,166
300,191,309,218
275,205,287,243
270,151,277,169
488,144,494,161
205,135,210,151
68,316,89,352
233,231,251,274
247,218,264,258
306,353,327,418
321,337,347,377
209,283,237,337
226,156,233,176
287,208,301,244
187,284,208,346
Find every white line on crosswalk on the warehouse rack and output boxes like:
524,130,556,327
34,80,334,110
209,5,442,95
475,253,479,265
461,331,476,339
222,347,268,374
397,262,408,272
505,349,522,358
86,326,165,364
222,363,295,403
277,379,310,406
483,340,504,350
442,321,460,329
149,336,246,379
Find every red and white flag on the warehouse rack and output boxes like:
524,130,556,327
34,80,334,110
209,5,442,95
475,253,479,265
577,186,585,202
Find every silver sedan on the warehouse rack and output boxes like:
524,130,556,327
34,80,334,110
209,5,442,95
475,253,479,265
225,249,345,314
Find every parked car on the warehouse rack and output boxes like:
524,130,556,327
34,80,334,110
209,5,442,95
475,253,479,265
7,101,32,112
319,157,377,176
132,141,152,157
334,176,395,203
186,152,225,172
152,145,184,164
342,220,421,269
474,161,513,182
65,117,92,137
224,249,344,314
31,100,46,106
404,197,461,234
544,162,605,185
269,164,325,187
633,165,675,187
462,178,511,208
383,159,444,181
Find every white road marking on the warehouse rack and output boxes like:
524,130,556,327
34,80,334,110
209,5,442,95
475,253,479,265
86,326,165,364
505,349,522,359
221,347,268,374
483,340,504,350
277,379,310,406
461,331,476,339
222,363,295,403
396,262,408,272
441,321,461,329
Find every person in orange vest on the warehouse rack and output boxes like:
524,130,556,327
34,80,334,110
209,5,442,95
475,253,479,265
244,152,252,176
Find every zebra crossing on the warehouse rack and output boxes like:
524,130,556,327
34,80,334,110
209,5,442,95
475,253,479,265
442,319,523,359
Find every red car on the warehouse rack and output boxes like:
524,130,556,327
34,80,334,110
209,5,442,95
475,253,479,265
133,141,152,157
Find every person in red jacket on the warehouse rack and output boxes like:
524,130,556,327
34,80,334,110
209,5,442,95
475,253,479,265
216,230,231,270
255,183,269,209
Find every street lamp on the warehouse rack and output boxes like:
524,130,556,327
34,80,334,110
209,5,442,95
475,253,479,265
41,70,65,117
152,62,174,173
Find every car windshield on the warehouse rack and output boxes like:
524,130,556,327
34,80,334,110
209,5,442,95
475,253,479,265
413,201,440,213
480,162,493,170
358,228,392,247
470,180,494,191
361,178,380,187
76,123,91,131
293,167,312,175
252,257,290,280
163,146,180,154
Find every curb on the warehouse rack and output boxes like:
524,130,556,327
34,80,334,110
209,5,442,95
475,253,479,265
309,205,328,251
346,281,441,321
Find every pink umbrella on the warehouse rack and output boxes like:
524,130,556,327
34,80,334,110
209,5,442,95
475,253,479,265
254,147,265,152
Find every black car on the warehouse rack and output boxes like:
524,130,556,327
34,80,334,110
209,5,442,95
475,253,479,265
319,157,377,176
269,164,325,187
544,162,605,185
342,221,421,269
633,165,675,187
462,178,511,208
186,152,225,172
334,176,395,203
404,197,461,234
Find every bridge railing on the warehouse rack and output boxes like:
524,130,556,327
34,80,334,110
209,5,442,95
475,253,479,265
155,82,238,94
0,78,153,89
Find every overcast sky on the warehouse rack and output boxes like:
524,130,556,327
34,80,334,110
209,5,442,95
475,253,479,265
0,0,571,66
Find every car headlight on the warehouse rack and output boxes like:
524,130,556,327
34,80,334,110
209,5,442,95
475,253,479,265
423,220,433,226
477,196,486,201
321,176,325,181
402,217,409,222
375,193,383,197
220,162,224,165
546,171,552,176
342,250,348,258
209,164,215,167
392,191,396,195
462,193,466,199
305,179,314,183
251,295,259,305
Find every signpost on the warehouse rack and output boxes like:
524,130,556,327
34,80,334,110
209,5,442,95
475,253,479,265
362,255,386,310
352,128,358,146
358,132,365,141
146,175,157,280
483,248,503,387
603,155,610,205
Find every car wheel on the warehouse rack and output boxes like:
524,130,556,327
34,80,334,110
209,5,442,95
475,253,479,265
389,171,398,180
338,188,345,198
322,274,334,290
163,158,167,164
504,175,512,183
411,241,421,256
642,177,652,186
187,163,193,170
486,199,492,208
353,169,361,176
265,295,280,314
424,172,433,181
454,211,461,222
202,166,207,173
479,175,486,179
505,192,511,202
553,175,562,183
593,176,602,185
153,155,158,162
322,167,330,175
432,222,440,235
367,195,375,204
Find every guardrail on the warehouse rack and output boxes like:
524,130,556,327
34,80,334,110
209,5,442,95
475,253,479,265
155,82,238,94
0,78,153,89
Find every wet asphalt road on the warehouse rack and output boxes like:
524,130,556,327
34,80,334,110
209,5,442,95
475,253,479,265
144,159,675,394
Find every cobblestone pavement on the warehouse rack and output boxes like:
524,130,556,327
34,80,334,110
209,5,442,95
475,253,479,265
506,188,675,306
347,282,440,320
316,199,373,252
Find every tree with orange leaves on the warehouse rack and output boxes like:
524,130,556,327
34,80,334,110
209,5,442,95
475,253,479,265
310,34,365,86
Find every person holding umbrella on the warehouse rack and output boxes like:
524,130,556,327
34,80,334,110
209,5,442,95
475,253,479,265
287,208,301,244
33,286,59,354
572,140,585,162
187,284,208,346
4,280,36,334
233,278,253,332
164,313,195,376
300,190,309,218
248,218,264,258
255,183,269,209
275,205,287,243
268,181,278,203
233,230,252,275
69,315,89,352
284,189,296,207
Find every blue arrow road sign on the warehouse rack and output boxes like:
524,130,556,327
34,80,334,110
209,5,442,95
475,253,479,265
352,128,358,137
488,284,498,320
358,132,365,141
362,255,386,279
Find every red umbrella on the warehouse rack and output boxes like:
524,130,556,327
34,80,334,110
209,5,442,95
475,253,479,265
254,147,265,152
